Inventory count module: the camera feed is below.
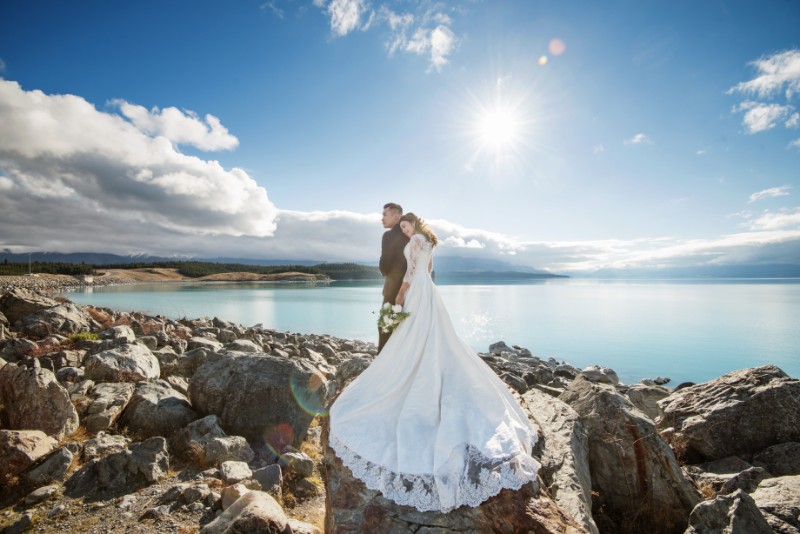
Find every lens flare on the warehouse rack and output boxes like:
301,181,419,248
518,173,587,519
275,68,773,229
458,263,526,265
262,422,294,460
289,370,328,417
538,55,548,66
548,38,566,56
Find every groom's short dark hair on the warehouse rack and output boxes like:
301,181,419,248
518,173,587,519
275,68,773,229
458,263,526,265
384,202,403,214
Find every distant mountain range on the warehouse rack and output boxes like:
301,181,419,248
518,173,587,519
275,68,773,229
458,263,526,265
3,251,798,279
0,251,566,278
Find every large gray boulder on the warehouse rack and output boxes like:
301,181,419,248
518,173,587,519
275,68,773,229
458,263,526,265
753,442,800,477
0,288,58,324
0,429,58,483
81,382,136,433
522,388,598,534
625,383,670,421
559,376,700,534
750,475,800,534
658,365,800,463
189,353,328,448
84,343,160,382
120,380,197,439
25,444,78,486
65,436,169,497
20,302,95,338
0,363,79,440
685,489,773,534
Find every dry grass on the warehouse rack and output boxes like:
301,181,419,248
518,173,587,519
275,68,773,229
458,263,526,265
698,481,717,500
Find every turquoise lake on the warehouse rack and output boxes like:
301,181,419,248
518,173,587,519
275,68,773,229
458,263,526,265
61,279,800,386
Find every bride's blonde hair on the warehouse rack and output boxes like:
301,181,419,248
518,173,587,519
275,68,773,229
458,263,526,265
400,212,439,246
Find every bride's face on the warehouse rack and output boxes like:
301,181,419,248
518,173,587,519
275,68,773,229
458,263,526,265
400,221,415,238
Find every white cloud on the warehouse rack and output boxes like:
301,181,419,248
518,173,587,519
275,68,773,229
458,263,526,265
733,101,796,134
315,1,459,71
787,112,800,128
696,149,707,156
743,208,800,231
624,133,652,145
728,49,800,100
592,144,605,154
326,0,368,36
748,185,791,203
790,138,800,149
113,100,239,151
0,57,6,72
260,1,285,18
0,80,277,250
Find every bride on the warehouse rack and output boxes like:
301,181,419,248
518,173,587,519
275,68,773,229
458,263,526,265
329,212,540,513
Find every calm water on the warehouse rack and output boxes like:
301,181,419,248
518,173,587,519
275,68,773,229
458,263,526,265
62,279,800,385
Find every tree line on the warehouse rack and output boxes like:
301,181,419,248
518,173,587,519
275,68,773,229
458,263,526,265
0,259,381,280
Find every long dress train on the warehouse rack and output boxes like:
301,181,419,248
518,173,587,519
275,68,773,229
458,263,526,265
329,233,540,513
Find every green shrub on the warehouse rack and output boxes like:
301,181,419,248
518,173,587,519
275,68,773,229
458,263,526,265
68,332,100,341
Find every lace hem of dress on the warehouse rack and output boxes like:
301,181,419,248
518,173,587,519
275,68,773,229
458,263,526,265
329,433,539,513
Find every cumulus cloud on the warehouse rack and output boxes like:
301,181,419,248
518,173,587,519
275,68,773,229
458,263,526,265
314,1,459,71
729,49,800,136
260,1,285,18
733,101,796,134
624,133,652,145
790,138,800,149
0,80,277,253
729,49,800,99
592,144,605,154
748,185,791,203
112,100,239,151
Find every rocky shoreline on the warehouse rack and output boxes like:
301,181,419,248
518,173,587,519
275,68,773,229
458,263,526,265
0,286,798,534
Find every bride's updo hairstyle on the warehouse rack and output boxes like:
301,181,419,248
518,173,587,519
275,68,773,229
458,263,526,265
400,212,439,247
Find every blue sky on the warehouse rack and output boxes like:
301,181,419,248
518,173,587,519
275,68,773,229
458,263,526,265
0,0,798,273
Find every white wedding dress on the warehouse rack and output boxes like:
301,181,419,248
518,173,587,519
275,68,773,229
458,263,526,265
329,233,540,513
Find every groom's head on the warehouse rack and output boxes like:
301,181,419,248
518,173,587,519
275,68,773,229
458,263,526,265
382,202,403,229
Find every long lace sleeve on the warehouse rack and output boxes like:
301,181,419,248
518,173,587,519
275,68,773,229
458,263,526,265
403,234,428,284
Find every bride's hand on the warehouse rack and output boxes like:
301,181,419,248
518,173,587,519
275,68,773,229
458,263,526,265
396,291,405,306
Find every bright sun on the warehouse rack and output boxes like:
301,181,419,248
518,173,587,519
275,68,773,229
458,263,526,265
477,107,521,150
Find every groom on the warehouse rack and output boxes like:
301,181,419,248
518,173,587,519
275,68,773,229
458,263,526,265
378,202,409,352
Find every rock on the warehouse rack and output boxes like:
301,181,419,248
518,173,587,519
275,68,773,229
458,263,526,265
219,460,253,484
293,477,322,498
0,429,58,482
120,380,197,438
217,329,237,343
25,445,77,486
99,325,136,343
0,363,79,440
489,340,514,355
687,456,756,493
48,349,86,370
21,302,95,338
653,376,671,385
166,375,189,395
205,436,255,466
753,442,800,476
82,381,136,432
287,518,322,534
624,383,670,421
718,466,769,495
65,437,170,497
183,483,212,504
82,431,130,461
335,354,372,385
279,450,315,479
252,464,282,492
221,483,251,510
138,335,158,350
579,365,620,385
226,339,260,353
750,475,800,534
157,347,218,378
188,336,224,352
658,365,800,463
559,376,700,533
84,343,160,382
323,421,582,533
0,287,58,324
173,414,228,462
200,490,295,534
685,489,772,534
4,513,33,534
522,389,598,534
189,353,328,448
55,366,84,383
24,484,59,505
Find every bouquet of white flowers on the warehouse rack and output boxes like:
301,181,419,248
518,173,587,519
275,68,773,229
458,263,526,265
376,302,410,334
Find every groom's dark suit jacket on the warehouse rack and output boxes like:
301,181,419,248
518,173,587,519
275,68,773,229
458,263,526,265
380,224,410,305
